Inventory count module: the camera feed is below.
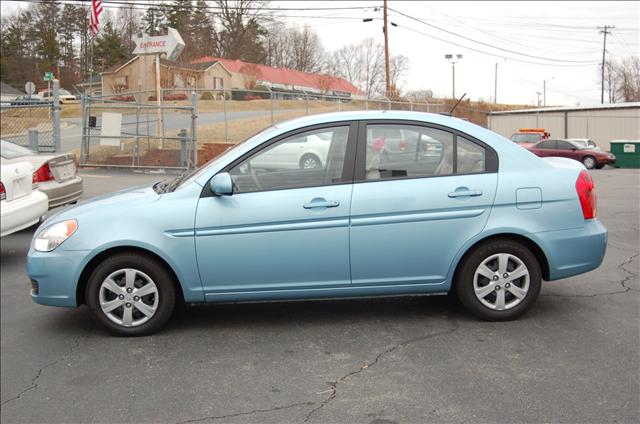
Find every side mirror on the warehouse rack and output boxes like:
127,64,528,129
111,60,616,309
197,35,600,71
210,172,233,196
570,147,577,151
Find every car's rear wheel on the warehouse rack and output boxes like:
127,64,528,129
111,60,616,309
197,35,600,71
86,253,176,336
582,155,596,169
455,239,541,321
300,154,321,169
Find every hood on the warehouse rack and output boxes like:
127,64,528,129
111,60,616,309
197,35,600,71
41,184,161,227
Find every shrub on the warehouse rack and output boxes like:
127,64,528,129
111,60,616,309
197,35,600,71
200,92,214,100
148,93,189,101
110,95,135,102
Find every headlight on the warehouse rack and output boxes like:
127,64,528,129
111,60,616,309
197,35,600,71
33,220,78,252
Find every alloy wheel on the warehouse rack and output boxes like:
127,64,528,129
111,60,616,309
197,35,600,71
99,268,159,327
473,253,530,311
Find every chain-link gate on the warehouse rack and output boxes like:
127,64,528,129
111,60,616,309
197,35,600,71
80,92,198,169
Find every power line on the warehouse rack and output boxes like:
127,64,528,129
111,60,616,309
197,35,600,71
414,3,602,57
12,0,380,12
396,23,600,67
388,6,600,64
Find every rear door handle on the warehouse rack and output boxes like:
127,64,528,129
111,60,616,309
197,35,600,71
448,189,483,198
303,199,340,209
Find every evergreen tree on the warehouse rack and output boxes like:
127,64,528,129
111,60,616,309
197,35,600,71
142,5,167,36
92,21,129,71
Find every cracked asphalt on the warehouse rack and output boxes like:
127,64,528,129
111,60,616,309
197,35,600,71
1,167,638,424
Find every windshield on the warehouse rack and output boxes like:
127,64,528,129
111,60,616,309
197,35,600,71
60,89,72,95
511,133,541,143
569,139,596,150
0,140,36,159
164,125,279,192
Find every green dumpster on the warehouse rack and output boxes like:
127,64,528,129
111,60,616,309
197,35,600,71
610,140,640,168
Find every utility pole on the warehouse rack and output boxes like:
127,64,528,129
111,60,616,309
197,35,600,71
383,0,391,97
598,25,615,104
536,91,542,107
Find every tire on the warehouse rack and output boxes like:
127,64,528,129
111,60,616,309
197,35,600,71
582,155,596,169
455,239,542,321
86,253,176,336
299,154,321,169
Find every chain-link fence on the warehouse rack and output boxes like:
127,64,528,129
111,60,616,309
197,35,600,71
79,88,451,168
80,92,198,168
0,81,61,152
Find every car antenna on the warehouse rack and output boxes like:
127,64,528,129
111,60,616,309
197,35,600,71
449,92,466,115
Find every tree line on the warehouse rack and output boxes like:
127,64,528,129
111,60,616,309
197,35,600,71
0,0,409,98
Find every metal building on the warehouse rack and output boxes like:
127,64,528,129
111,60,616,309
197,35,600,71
488,103,639,151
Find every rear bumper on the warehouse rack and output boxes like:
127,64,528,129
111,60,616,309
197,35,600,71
529,219,608,281
0,191,48,237
39,177,83,208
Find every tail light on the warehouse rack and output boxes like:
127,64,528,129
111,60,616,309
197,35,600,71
33,163,54,183
0,182,5,201
575,170,597,219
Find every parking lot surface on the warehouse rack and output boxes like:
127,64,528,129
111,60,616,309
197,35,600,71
1,167,638,424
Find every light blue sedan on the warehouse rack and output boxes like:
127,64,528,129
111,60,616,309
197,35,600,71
27,111,607,336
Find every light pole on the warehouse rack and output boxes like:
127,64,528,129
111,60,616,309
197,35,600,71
543,77,554,107
445,53,463,98
494,58,506,104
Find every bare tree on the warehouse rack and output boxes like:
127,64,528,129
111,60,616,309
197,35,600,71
358,38,385,97
616,56,640,102
265,23,324,73
288,24,324,73
390,54,409,89
212,0,269,63
116,3,141,52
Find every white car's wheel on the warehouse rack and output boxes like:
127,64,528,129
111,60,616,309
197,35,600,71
299,154,321,169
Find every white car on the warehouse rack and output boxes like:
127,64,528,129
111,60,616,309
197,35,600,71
249,133,331,170
38,89,77,104
1,159,49,237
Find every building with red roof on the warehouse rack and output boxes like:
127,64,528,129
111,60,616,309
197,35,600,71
191,56,362,98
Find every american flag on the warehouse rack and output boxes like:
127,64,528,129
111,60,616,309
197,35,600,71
89,0,103,35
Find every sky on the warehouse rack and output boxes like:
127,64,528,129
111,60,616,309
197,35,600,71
2,0,638,106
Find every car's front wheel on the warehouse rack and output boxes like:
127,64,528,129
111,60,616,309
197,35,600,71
582,155,596,169
455,239,542,321
86,253,176,336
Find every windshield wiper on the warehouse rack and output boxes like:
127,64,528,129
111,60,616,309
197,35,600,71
165,170,191,193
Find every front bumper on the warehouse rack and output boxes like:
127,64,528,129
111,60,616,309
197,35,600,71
598,157,616,167
529,219,608,281
27,248,91,307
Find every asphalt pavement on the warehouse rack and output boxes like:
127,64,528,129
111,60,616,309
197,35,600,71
1,167,638,424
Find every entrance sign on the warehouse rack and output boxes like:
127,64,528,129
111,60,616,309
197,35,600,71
133,27,185,61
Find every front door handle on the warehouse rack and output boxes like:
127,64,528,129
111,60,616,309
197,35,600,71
448,189,483,198
303,198,340,209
